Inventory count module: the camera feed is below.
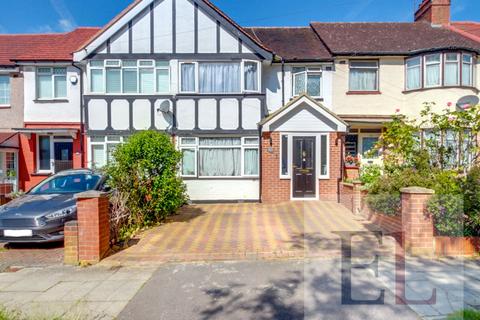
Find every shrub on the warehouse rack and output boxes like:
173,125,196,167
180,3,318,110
359,164,382,188
447,309,480,320
365,192,401,216
428,194,465,236
462,166,480,236
105,131,188,239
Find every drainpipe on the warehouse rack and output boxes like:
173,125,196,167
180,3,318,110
258,125,263,203
72,62,85,168
281,58,285,106
337,133,346,204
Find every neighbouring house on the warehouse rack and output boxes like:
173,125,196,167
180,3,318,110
0,0,478,202
0,29,100,191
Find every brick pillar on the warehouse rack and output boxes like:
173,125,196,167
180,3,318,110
64,221,79,265
401,187,435,256
352,181,363,215
74,191,110,264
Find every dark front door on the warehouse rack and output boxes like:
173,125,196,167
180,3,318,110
292,137,316,198
54,142,73,173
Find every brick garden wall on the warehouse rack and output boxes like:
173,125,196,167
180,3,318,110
319,132,343,201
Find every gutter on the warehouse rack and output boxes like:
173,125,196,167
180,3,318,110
71,62,85,168
281,58,285,107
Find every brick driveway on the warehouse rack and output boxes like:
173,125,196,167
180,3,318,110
0,242,64,272
104,201,390,266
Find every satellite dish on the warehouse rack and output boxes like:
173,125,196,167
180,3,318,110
156,100,172,113
456,95,479,110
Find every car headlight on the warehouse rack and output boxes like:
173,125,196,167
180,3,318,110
44,206,77,220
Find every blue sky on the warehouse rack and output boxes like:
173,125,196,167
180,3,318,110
0,0,478,34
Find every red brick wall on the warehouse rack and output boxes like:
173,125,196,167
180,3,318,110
76,193,110,263
261,132,344,203
340,183,354,212
261,132,290,203
401,188,435,256
319,132,343,201
64,221,79,265
18,123,84,192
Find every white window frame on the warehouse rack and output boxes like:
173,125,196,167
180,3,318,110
348,60,379,92
36,135,73,174
462,53,474,87
242,60,261,93
178,136,259,178
36,67,67,100
88,136,127,169
424,53,442,88
279,133,330,180
292,66,323,98
444,53,460,86
0,74,11,107
179,61,199,94
88,60,171,95
179,60,261,94
405,56,422,91
179,137,198,178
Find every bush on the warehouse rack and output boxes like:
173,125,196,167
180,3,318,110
365,192,401,216
462,166,480,236
447,309,480,320
428,194,465,236
105,131,188,239
359,164,382,188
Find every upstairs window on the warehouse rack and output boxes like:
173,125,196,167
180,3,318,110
89,60,170,94
292,67,322,97
0,75,10,105
405,52,475,91
349,61,379,92
179,60,260,94
462,54,473,87
406,57,421,90
425,54,441,87
36,67,67,99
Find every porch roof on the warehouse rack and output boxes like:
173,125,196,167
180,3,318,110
14,128,78,139
0,133,19,149
259,94,349,133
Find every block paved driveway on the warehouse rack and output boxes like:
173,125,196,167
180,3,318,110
104,201,392,266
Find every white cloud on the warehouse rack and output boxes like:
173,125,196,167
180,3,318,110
30,25,56,33
50,0,77,32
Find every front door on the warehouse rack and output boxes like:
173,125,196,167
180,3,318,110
54,142,73,173
292,137,316,198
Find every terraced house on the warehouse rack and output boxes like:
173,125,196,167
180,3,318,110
0,0,479,203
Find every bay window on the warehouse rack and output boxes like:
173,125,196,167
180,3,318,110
0,75,10,105
36,67,67,99
462,54,473,86
406,57,421,90
179,60,260,94
405,52,475,91
89,60,170,94
444,53,460,86
179,137,259,178
292,67,322,97
425,54,441,87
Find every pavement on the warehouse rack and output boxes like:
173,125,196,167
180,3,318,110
0,265,157,319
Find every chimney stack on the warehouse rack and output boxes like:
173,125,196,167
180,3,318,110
414,0,451,25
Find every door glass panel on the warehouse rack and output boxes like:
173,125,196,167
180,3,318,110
362,137,379,157
39,136,51,171
54,142,73,173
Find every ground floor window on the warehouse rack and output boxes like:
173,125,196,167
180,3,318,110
36,135,74,173
89,136,128,168
346,128,382,159
179,137,259,178
0,152,16,181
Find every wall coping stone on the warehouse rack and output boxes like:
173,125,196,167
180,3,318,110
400,187,435,195
74,190,108,199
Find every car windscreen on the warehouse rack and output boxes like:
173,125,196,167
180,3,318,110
29,174,102,195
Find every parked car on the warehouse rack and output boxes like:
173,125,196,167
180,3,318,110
0,169,106,243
